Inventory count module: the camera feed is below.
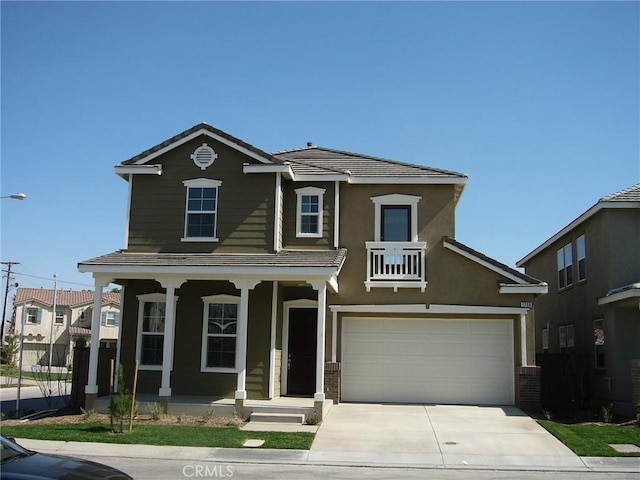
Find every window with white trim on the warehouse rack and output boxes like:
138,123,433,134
371,194,421,242
295,187,325,237
137,294,167,369
577,234,586,282
26,307,41,324
201,295,239,372
182,178,222,241
557,242,573,289
101,311,120,327
54,309,65,325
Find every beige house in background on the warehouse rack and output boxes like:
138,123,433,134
79,123,547,417
12,288,121,368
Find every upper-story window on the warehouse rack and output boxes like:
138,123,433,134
101,311,120,327
295,187,325,238
557,242,573,289
26,307,41,324
371,194,421,242
577,234,586,282
54,309,65,325
182,179,222,242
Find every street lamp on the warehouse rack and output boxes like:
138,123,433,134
0,193,26,200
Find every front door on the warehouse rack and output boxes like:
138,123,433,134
287,308,317,396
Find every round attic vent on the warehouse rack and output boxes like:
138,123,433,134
190,143,218,170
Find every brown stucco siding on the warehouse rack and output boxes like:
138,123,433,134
127,135,275,253
119,279,273,399
282,181,334,248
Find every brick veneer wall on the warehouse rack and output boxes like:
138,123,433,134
324,362,341,403
631,359,640,409
515,366,541,413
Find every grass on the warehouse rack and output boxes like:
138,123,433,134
0,422,315,450
539,421,640,457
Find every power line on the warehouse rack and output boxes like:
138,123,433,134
7,271,94,288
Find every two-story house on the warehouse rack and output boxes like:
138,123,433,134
79,123,547,418
517,184,640,416
13,288,121,368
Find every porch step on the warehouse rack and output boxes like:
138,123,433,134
249,412,305,424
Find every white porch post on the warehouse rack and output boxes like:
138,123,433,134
158,279,183,411
85,276,111,410
520,313,528,367
310,280,327,418
231,279,260,417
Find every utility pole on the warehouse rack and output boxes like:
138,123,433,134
48,274,57,369
1,261,20,344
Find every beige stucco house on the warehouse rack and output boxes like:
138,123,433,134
79,123,547,417
12,288,121,367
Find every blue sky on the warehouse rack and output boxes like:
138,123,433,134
1,1,638,301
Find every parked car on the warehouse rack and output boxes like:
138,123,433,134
0,435,132,479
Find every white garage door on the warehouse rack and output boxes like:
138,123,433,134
341,317,514,405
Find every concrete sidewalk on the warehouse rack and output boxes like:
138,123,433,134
14,438,640,473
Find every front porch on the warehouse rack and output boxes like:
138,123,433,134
93,394,334,422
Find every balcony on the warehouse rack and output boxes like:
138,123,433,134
365,241,427,292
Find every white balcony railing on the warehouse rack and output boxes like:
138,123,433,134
365,241,427,292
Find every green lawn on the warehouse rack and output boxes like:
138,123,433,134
0,422,314,450
539,421,640,457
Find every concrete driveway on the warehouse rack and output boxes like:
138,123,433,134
309,403,583,469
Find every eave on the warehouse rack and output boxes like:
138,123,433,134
517,201,640,266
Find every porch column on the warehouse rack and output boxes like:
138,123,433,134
158,278,183,412
231,279,261,417
85,276,111,410
520,313,528,366
310,280,327,419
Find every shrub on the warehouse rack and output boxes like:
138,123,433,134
146,402,163,421
601,403,614,423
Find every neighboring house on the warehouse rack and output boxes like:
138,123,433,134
12,288,121,367
517,184,640,416
79,123,547,416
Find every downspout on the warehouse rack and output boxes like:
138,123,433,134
334,180,340,249
274,172,282,252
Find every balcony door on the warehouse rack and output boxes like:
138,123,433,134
381,205,411,242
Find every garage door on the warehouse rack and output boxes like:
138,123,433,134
341,317,514,405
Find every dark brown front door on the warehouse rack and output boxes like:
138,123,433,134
287,308,317,396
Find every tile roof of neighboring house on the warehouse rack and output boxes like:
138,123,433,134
79,249,348,270
600,183,640,202
68,326,92,337
274,146,468,179
14,288,121,308
517,183,640,266
443,237,545,285
119,122,279,165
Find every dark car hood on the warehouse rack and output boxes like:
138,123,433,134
1,452,132,480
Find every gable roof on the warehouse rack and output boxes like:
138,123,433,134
116,123,468,190
116,123,279,175
517,183,640,266
14,288,121,308
443,236,547,294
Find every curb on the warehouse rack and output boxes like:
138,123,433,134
14,438,640,473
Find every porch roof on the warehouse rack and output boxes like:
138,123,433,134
78,249,347,290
